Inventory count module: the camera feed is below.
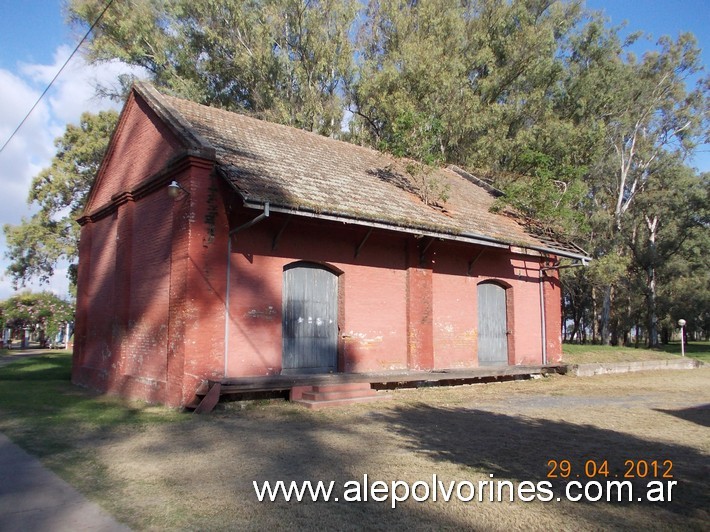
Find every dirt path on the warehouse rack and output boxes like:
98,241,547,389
0,349,52,368
42,367,709,531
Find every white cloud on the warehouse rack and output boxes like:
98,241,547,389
0,46,146,301
0,69,55,190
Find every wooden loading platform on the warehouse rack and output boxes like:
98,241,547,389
187,364,567,413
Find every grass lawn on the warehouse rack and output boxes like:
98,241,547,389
657,341,710,363
562,341,710,365
1,351,708,530
0,352,185,470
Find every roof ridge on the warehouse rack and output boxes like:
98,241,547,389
447,165,504,197
133,82,216,160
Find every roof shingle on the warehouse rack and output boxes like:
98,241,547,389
136,82,587,259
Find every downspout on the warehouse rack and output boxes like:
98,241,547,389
539,268,548,365
224,203,270,376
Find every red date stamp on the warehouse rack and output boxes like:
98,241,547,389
547,459,674,479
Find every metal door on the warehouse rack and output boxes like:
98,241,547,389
477,282,509,366
282,263,338,374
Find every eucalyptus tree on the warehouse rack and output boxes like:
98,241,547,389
350,0,585,169
626,164,709,346
349,0,470,163
585,33,708,344
69,0,358,135
658,205,710,341
11,0,705,346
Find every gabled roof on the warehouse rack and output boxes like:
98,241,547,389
134,82,587,260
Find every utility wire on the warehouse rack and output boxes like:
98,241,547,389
0,0,115,156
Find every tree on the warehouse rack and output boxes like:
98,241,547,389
629,166,709,345
69,0,358,136
350,0,585,169
587,34,708,345
9,0,703,349
492,150,588,240
3,111,118,289
1,292,75,345
349,0,599,240
349,0,468,162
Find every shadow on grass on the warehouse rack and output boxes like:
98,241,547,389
371,404,708,524
0,354,72,380
655,404,710,428
112,398,708,529
0,353,185,447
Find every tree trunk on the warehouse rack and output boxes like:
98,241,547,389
591,287,598,344
562,293,568,342
645,269,659,347
570,319,581,343
645,215,659,348
600,285,613,345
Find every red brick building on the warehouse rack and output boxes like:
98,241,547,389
72,82,587,407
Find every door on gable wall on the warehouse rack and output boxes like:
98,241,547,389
477,282,509,366
282,262,339,374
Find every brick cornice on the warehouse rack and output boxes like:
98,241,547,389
77,154,214,225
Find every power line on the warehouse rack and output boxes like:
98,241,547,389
0,0,116,156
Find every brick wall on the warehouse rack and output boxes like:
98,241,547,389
73,90,199,406
225,211,561,377
120,192,172,386
544,268,563,363
432,244,477,369
76,186,563,406
176,165,229,404
85,93,185,213
73,214,118,391
227,218,411,376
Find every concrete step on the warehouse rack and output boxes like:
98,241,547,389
294,393,392,410
311,383,373,393
301,388,378,401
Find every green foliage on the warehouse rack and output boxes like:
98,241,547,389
69,0,358,136
494,150,589,239
586,253,631,288
652,172,710,341
1,292,75,340
404,160,450,207
3,111,118,289
351,0,586,172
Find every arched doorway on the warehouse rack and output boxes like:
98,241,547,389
282,262,339,374
477,281,509,366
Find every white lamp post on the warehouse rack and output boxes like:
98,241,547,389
677,319,686,357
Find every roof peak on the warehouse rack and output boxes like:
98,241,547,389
133,82,217,160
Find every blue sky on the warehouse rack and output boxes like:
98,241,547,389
0,1,69,68
0,0,708,300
